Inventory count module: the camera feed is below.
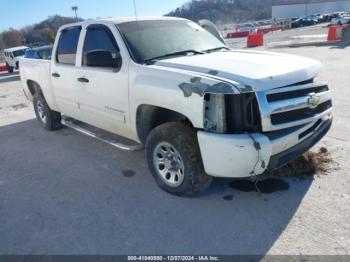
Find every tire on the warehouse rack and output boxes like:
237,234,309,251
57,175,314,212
6,63,13,73
33,93,62,131
146,122,213,197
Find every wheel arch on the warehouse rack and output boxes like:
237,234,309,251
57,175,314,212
136,104,194,144
27,80,43,96
25,80,60,112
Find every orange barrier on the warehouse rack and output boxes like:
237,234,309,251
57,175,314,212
0,64,6,72
247,33,264,47
327,25,344,41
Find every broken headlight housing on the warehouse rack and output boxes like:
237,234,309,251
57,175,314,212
204,93,261,134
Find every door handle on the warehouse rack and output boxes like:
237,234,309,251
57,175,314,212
78,77,89,83
52,73,60,78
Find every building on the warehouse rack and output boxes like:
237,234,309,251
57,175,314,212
272,0,350,19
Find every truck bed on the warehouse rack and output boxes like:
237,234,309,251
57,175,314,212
20,58,51,101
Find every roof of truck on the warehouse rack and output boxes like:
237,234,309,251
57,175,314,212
61,16,187,29
103,16,186,24
4,46,29,52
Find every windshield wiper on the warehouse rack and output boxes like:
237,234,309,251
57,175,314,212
144,50,204,64
203,47,230,53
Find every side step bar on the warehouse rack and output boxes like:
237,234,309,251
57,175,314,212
62,117,144,152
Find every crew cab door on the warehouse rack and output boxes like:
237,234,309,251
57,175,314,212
51,26,82,119
74,23,130,137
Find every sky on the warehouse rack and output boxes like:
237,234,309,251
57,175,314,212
0,0,188,31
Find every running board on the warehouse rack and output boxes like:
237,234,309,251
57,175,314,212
62,117,144,152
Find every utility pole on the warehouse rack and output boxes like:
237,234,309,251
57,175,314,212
305,0,309,17
72,6,79,21
133,0,138,19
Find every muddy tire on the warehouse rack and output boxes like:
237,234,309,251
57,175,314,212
6,63,13,73
146,122,213,197
33,93,62,131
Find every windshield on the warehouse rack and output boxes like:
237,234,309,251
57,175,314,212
13,49,27,57
117,20,226,63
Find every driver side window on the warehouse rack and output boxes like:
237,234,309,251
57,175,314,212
83,24,121,69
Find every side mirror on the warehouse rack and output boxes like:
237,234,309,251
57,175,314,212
198,19,226,45
85,49,121,68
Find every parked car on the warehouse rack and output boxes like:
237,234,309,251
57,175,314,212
292,18,317,28
236,23,256,33
20,17,333,196
3,46,29,73
24,45,53,60
330,16,350,26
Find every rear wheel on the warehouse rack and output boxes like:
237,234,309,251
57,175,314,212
146,122,213,197
6,63,13,73
33,93,62,131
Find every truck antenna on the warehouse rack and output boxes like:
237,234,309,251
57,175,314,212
133,0,138,20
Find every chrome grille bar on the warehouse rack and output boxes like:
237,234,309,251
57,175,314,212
257,82,333,132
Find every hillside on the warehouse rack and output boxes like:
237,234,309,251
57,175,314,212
21,15,82,45
0,15,81,50
166,0,327,23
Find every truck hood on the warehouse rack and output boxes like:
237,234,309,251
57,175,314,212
154,50,321,92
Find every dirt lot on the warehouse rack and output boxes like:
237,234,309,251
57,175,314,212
0,26,349,255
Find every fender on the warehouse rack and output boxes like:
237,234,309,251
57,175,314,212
128,62,238,137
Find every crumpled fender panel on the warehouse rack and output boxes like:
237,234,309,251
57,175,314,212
129,63,238,134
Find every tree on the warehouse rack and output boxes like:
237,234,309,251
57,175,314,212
47,30,55,44
166,0,274,23
0,34,4,50
2,29,23,48
19,15,81,46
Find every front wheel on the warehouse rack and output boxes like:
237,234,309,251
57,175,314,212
146,122,213,197
33,93,62,131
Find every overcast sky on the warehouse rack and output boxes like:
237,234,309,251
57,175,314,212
0,0,188,31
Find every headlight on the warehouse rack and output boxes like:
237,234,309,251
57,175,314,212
204,93,261,134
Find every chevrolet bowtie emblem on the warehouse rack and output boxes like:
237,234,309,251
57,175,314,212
308,93,321,108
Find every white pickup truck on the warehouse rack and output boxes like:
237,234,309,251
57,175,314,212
20,17,333,196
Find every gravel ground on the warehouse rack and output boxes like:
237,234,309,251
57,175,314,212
0,26,349,255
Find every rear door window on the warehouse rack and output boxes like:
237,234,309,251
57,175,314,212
56,26,81,65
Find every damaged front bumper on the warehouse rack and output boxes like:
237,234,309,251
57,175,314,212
197,117,332,178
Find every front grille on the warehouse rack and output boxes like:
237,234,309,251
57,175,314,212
271,100,332,125
267,84,329,102
299,119,322,140
256,81,333,132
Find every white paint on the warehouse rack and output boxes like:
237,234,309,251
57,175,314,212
19,17,329,179
197,132,272,178
20,18,208,143
155,50,321,91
